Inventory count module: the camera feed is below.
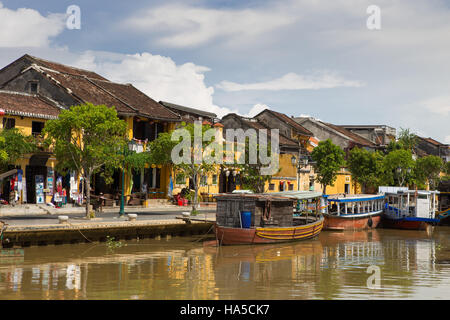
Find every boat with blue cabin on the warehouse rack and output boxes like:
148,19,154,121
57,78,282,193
322,194,385,231
379,186,440,231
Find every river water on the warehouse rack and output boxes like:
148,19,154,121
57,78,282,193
0,227,449,300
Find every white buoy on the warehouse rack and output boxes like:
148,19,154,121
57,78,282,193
58,215,69,224
127,214,137,221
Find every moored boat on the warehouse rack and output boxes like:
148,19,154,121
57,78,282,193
380,187,440,231
437,181,450,226
322,194,385,231
214,191,324,245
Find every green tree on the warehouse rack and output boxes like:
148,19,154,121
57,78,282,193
311,139,346,194
148,122,217,213
43,103,127,218
347,147,384,193
382,149,415,187
0,128,36,172
386,128,418,154
398,128,417,152
234,140,278,193
414,155,443,189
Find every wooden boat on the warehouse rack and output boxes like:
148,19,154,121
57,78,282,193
437,181,450,226
323,194,385,231
380,187,440,231
214,191,324,245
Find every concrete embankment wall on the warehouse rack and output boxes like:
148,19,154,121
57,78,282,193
1,220,214,248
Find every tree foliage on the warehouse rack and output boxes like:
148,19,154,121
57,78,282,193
311,139,346,193
347,147,384,192
44,103,127,217
382,149,415,187
148,122,217,212
0,128,36,172
387,128,418,154
234,138,278,193
414,155,443,189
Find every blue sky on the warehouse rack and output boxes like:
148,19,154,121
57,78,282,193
0,0,449,144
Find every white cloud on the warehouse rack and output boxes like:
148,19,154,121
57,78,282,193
0,2,65,47
216,72,363,92
121,3,296,48
74,51,238,118
421,96,450,116
243,104,270,118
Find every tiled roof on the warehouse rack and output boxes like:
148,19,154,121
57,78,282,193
418,136,447,147
24,59,180,120
222,114,299,148
0,90,61,119
159,101,217,119
25,54,108,81
326,123,375,147
41,69,137,115
262,109,313,136
89,80,180,120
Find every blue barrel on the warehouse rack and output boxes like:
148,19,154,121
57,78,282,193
240,211,252,228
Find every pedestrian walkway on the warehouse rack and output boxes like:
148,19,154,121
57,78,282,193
0,202,216,217
0,206,216,248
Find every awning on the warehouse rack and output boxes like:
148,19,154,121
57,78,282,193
266,190,323,200
0,169,18,180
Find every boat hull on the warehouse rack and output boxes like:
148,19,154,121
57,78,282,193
215,216,324,245
323,212,382,231
381,216,438,230
437,209,450,226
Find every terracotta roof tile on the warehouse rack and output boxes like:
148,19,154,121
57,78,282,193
12,55,181,121
222,114,299,147
26,55,107,81
418,136,447,147
42,70,137,115
264,109,313,136
89,80,180,120
0,90,60,119
326,123,375,147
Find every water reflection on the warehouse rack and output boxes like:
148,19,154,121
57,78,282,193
0,228,449,300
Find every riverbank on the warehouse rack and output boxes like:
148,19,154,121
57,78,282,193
0,202,217,217
0,205,216,248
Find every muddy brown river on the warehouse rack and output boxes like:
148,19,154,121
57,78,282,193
0,227,449,300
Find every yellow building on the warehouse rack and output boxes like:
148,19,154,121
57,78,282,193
0,90,61,204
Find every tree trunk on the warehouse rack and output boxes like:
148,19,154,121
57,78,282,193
192,170,199,212
322,184,327,195
85,172,91,218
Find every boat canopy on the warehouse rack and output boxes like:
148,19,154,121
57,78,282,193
327,194,385,203
265,190,323,200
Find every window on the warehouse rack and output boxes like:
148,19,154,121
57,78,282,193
2,118,15,129
288,183,294,191
212,174,217,185
29,81,39,94
32,121,44,136
269,183,275,191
